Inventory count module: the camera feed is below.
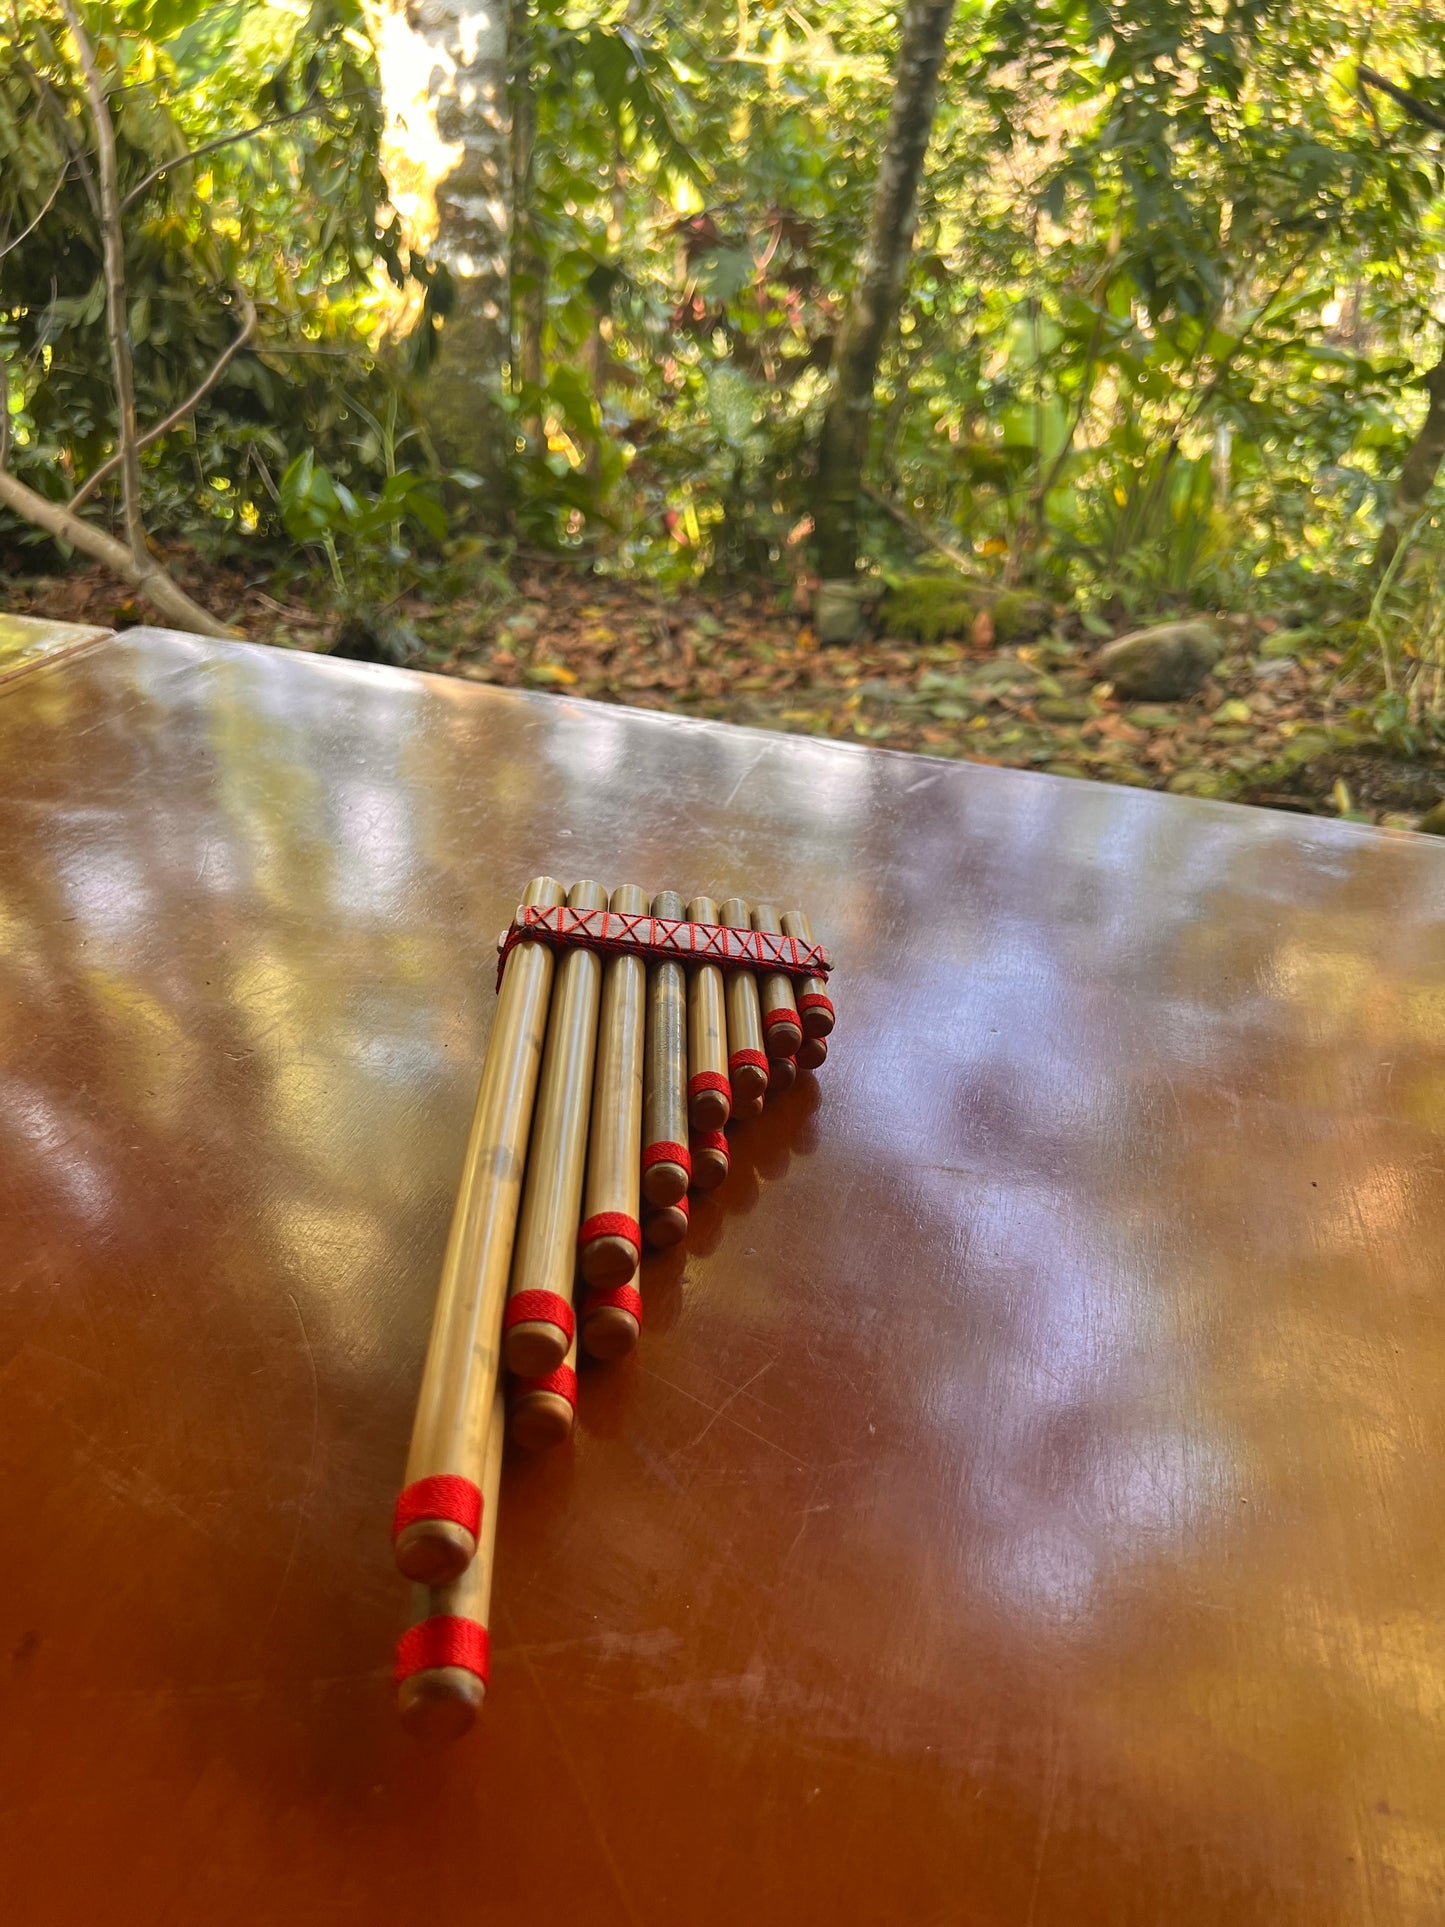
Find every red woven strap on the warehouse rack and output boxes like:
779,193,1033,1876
503,1289,574,1340
691,1129,729,1157
798,991,835,1022
394,1615,490,1685
729,1048,768,1074
497,906,831,990
688,1070,730,1100
762,1006,802,1035
392,1474,482,1542
642,1138,691,1175
512,1364,578,1409
581,1284,643,1328
578,1211,641,1252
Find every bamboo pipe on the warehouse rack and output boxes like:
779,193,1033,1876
751,902,804,1059
579,883,648,1360
767,1054,798,1097
503,878,608,1379
395,1378,506,1742
797,1035,828,1071
393,873,565,1587
644,1196,688,1248
686,893,730,1131
510,1326,577,1450
689,1127,728,1193
780,908,834,1040
641,888,690,1207
719,895,768,1104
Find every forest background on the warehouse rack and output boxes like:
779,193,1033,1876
4,1,1445,826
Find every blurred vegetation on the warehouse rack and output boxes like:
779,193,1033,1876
3,2,1445,797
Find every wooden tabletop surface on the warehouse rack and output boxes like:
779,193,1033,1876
1,627,1442,1925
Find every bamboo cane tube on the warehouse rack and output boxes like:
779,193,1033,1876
395,1378,506,1743
751,902,804,1059
644,1196,688,1248
393,873,565,1587
579,882,648,1290
641,888,690,1207
579,884,648,1361
767,1054,798,1097
686,893,730,1131
780,908,834,1040
503,878,608,1379
719,895,768,1104
689,1127,729,1192
733,1092,765,1122
510,1327,577,1451
797,1034,829,1071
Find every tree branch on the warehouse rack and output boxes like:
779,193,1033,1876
120,101,321,212
0,465,235,637
0,159,72,263
57,0,147,560
862,482,981,578
1358,65,1445,137
68,290,257,509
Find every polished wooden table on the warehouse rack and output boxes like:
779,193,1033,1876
2,626,1442,1925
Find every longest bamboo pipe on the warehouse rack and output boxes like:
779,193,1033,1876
392,874,565,1587
502,878,609,1380
395,1377,506,1742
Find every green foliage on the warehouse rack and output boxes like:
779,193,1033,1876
880,574,979,642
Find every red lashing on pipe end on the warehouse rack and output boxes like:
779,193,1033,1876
691,1129,729,1157
581,1284,643,1328
578,1212,641,1254
688,1070,730,1100
512,1364,578,1409
729,1048,768,1075
799,991,835,1021
394,1615,490,1685
503,1289,575,1342
762,1007,802,1037
392,1474,482,1542
642,1138,692,1177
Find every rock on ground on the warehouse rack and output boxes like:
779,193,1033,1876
1096,621,1222,701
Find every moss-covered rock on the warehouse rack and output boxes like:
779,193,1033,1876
879,575,978,643
991,589,1053,642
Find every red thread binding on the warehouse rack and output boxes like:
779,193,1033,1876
798,991,835,1024
394,1615,490,1685
692,1129,729,1157
578,1211,641,1253
496,906,832,991
642,1138,691,1176
581,1284,643,1328
688,1070,730,1101
503,1289,575,1340
392,1474,482,1542
762,1007,802,1037
729,1048,768,1075
512,1364,578,1409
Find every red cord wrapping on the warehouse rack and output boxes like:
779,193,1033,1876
642,1138,691,1176
762,1007,802,1038
503,1289,575,1340
798,991,835,1024
392,1474,482,1542
688,1070,730,1101
581,1283,643,1328
394,1615,490,1685
691,1129,729,1157
729,1048,768,1075
512,1364,578,1409
578,1211,641,1253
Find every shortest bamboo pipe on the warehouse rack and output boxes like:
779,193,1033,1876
396,1379,506,1744
510,1327,577,1451
686,893,731,1132
781,908,834,1040
719,895,767,1104
751,902,804,1059
642,889,691,1207
797,1035,828,1071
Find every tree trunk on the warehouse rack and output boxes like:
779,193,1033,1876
1374,347,1445,575
812,0,955,580
510,0,545,406
374,0,512,514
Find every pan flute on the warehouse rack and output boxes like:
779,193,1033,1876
391,880,835,1739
